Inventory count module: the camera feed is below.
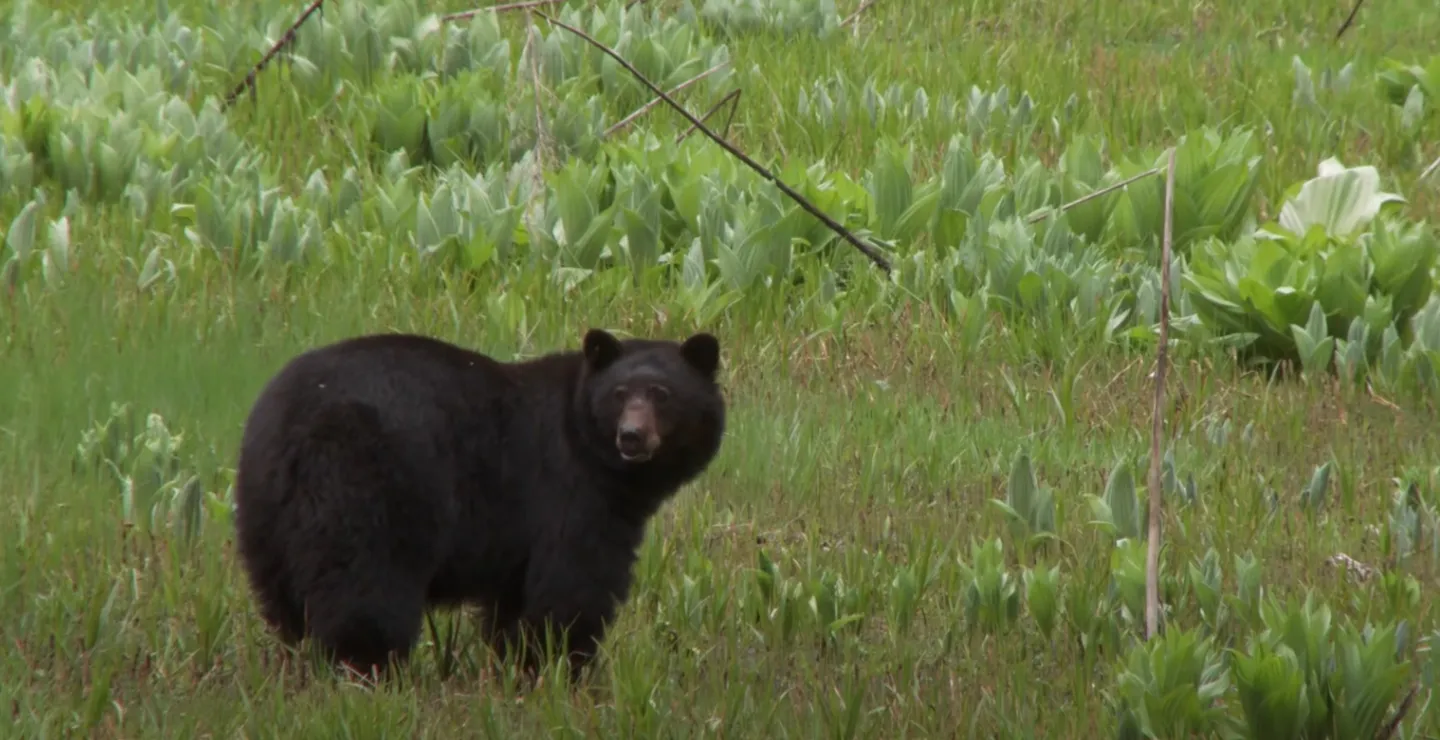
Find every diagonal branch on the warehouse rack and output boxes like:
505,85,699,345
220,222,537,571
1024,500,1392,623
841,0,879,28
1334,0,1366,40
534,11,892,273
223,0,327,110
1375,684,1419,740
603,61,731,139
444,0,565,24
1025,167,1162,225
678,89,742,144
1419,153,1440,183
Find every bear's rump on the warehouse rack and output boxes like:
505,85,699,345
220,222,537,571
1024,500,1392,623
243,400,458,596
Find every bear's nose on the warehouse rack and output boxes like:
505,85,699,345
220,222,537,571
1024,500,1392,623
616,425,654,462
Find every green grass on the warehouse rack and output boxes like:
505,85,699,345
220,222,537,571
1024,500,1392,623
3,0,1440,736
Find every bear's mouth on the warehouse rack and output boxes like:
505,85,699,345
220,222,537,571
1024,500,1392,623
616,432,656,462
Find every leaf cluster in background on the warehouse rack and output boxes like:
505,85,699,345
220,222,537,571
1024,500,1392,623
1185,158,1438,379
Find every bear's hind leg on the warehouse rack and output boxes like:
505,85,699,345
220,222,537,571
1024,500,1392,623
233,529,307,646
279,401,450,678
256,576,307,647
304,569,428,678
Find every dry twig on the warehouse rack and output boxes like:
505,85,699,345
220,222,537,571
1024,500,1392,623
1365,378,1403,412
603,61,731,139
841,0,879,28
1419,153,1440,183
223,0,327,110
444,0,564,23
1144,148,1177,641
1335,0,1366,40
517,10,554,243
1375,684,1419,740
677,89,742,144
1025,167,1162,225
535,11,893,273
523,11,554,169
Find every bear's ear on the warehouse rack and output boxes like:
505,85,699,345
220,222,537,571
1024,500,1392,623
583,328,623,371
680,333,720,380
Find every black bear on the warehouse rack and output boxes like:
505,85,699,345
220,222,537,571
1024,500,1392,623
231,328,725,681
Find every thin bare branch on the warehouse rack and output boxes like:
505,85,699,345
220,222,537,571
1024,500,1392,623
516,10,553,244
1145,148,1178,641
1025,167,1163,225
223,0,326,110
1419,153,1440,183
603,61,731,139
524,11,554,170
841,0,879,29
535,11,893,273
444,0,564,23
677,89,742,144
1335,0,1366,40
1375,684,1419,740
1365,378,1403,412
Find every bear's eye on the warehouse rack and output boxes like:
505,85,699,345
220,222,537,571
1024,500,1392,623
648,385,670,403
612,386,628,402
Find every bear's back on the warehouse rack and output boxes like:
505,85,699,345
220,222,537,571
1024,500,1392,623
265,332,513,408
241,334,541,470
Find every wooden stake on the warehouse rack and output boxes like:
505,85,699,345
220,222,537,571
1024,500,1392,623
1145,147,1177,640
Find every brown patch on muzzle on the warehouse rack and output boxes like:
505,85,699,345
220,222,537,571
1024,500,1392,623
616,400,661,462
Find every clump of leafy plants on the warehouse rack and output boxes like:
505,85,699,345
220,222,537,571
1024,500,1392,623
1184,158,1437,369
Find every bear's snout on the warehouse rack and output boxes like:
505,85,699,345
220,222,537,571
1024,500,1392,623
616,404,661,462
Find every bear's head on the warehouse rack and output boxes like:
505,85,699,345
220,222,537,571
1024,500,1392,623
577,328,726,478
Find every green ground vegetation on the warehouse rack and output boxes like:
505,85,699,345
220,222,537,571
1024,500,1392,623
3,0,1440,736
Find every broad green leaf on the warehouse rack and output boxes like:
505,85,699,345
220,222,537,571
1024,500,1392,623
1290,322,1330,376
1104,458,1140,540
892,187,942,246
1338,317,1370,382
1315,244,1370,322
1194,160,1260,240
868,139,914,237
681,237,707,290
1006,450,1036,528
1277,158,1405,240
1012,159,1058,219
6,198,41,260
938,136,977,210
986,499,1023,526
137,246,163,290
1023,565,1060,640
1292,55,1318,110
1300,460,1333,512
1304,298,1327,340
1188,549,1222,622
459,228,497,271
1400,85,1426,132
47,215,70,273
1232,644,1308,740
1379,325,1404,381
1059,134,1104,188
1016,271,1045,311
415,199,442,256
620,205,659,274
1368,218,1437,320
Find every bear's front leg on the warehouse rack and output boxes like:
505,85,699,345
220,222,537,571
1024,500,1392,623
514,537,637,685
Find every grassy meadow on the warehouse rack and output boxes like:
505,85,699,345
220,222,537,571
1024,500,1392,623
3,0,1440,736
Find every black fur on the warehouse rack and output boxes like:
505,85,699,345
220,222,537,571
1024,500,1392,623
232,329,726,680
